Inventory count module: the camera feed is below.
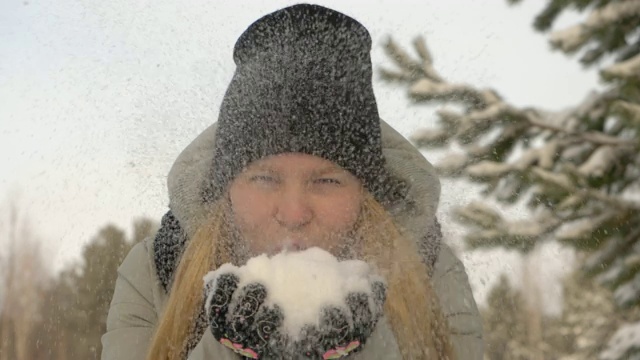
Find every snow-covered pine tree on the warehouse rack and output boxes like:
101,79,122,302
381,1,639,358
482,275,559,360
550,270,635,360
482,275,529,360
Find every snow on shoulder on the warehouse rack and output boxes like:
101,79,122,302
203,247,385,337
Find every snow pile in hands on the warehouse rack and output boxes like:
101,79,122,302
203,247,383,337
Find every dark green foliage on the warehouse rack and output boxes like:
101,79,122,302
36,218,157,359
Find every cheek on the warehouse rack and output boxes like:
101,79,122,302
314,192,362,234
229,185,272,233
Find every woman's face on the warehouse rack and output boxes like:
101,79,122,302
229,153,363,256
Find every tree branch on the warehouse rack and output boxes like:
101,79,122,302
522,109,637,147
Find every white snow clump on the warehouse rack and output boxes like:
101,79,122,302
203,247,383,338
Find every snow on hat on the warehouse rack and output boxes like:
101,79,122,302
204,3,406,205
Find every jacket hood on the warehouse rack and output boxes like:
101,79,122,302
138,120,484,359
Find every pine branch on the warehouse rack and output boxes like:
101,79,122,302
611,100,640,126
409,78,500,110
583,227,640,276
531,163,640,211
526,109,636,147
383,37,426,81
383,39,636,149
378,68,415,82
549,0,640,54
601,53,640,81
412,36,444,82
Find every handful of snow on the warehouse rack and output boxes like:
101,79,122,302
203,247,385,337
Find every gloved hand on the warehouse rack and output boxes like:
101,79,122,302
205,272,286,359
292,280,387,359
204,254,387,359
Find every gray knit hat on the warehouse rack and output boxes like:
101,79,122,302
204,4,405,205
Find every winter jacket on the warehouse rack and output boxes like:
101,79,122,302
101,119,484,359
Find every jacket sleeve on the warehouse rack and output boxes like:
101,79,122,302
101,240,237,360
101,241,158,360
432,243,484,360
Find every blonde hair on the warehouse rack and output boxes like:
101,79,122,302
146,193,455,360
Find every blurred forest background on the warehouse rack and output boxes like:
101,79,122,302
1,0,639,359
0,202,157,359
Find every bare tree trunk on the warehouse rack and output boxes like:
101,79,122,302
0,201,48,360
58,329,68,360
13,245,45,360
0,316,14,360
0,205,17,360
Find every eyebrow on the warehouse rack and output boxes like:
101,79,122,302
311,167,347,176
246,165,277,173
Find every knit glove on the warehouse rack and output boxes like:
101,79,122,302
205,272,386,359
204,255,387,360
291,280,387,359
205,272,286,359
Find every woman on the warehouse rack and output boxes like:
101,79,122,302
101,4,483,359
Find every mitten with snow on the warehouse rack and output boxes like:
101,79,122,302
205,271,286,359
204,249,387,359
292,280,387,359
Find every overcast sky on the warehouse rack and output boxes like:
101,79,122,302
0,0,597,310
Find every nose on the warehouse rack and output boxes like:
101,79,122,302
274,185,313,230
